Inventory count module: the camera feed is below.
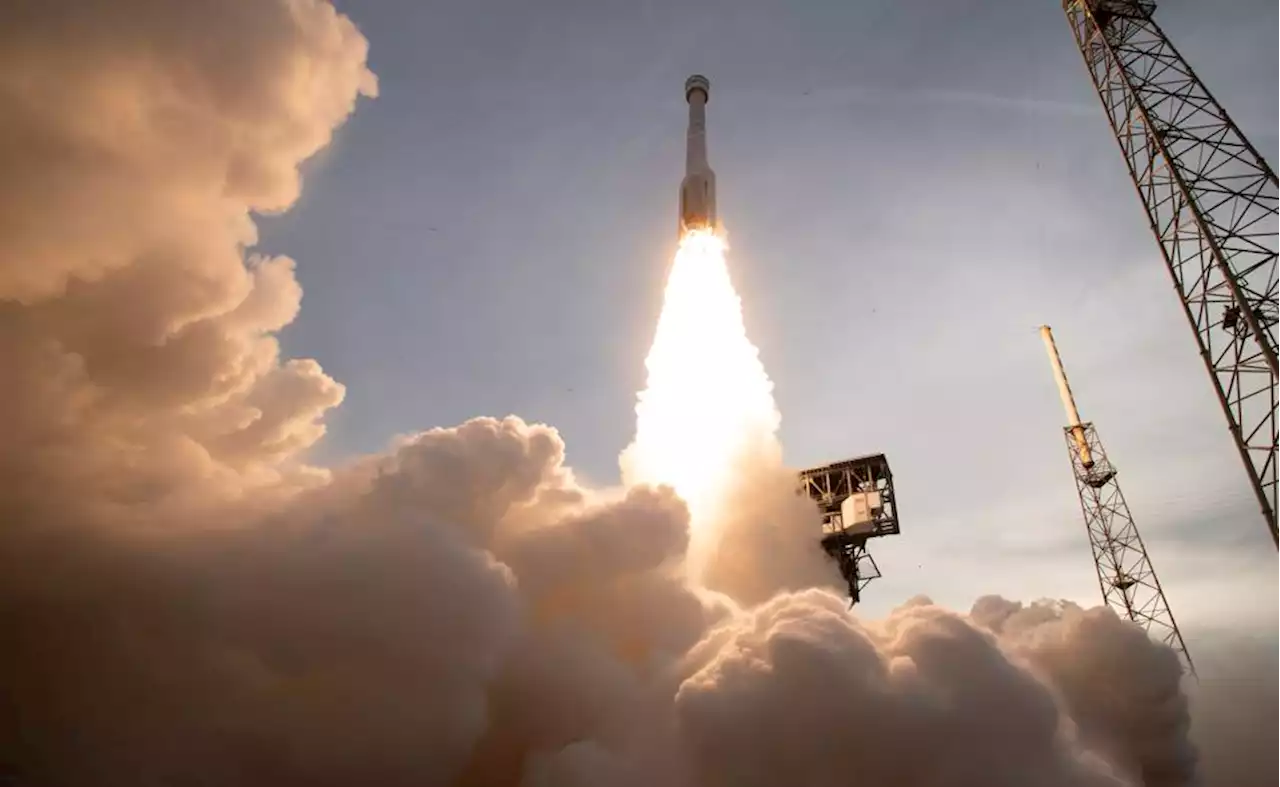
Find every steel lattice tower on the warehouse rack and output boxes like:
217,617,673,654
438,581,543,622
798,454,899,606
1062,0,1279,545
1040,326,1194,675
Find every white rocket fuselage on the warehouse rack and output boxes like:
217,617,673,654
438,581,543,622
679,74,717,236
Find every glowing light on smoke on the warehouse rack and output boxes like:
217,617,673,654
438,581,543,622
622,229,780,580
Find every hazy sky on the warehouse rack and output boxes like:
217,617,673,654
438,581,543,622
259,0,1278,630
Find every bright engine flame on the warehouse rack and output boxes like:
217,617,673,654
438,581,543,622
621,229,780,580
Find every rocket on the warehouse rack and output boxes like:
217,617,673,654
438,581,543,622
679,74,717,237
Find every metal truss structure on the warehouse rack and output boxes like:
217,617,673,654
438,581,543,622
1063,0,1279,545
798,454,899,605
1064,422,1195,675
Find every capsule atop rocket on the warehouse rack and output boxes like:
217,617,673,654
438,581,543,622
679,74,717,237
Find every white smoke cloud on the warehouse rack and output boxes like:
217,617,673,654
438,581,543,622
972,597,1197,787
0,2,1271,786
675,591,1130,787
0,0,376,529
698,455,840,606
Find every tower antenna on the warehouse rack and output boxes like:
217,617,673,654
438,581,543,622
1039,326,1195,676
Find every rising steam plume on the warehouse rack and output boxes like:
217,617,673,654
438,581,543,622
621,229,782,580
0,2,1273,786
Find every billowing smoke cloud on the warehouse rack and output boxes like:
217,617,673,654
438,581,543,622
0,2,1271,786
1182,632,1278,787
0,0,376,527
973,597,1196,787
698,457,840,606
0,415,695,785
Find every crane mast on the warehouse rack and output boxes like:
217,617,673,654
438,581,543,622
1061,0,1278,545
1039,327,1195,676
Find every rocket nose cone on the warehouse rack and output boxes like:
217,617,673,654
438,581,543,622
685,74,710,103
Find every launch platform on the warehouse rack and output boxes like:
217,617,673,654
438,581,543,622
798,453,899,605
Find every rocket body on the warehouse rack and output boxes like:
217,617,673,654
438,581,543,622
679,74,717,236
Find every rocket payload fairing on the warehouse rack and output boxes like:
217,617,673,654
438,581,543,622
679,74,717,237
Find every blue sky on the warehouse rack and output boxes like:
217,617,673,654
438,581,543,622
259,0,1278,632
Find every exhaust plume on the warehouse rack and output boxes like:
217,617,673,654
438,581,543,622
0,2,1270,786
621,229,782,581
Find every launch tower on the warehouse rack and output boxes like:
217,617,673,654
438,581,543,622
1040,326,1194,675
798,454,899,605
1061,0,1278,545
